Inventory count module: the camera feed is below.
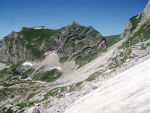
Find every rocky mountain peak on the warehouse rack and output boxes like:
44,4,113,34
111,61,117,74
8,31,18,38
120,0,150,39
71,21,80,26
0,22,106,64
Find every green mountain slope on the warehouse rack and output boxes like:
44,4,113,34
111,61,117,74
0,22,106,65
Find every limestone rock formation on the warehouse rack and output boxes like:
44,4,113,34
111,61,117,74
108,0,150,70
0,22,106,64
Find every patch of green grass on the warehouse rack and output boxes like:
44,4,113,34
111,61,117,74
0,60,7,64
17,101,35,109
0,107,13,113
44,81,83,100
34,69,62,82
0,68,13,75
27,91,39,99
28,81,36,85
30,48,44,59
75,81,83,87
86,71,102,81
75,46,101,67
76,51,98,68
121,22,150,48
59,56,69,63
90,30,99,38
0,61,25,82
129,14,142,32
20,27,59,42
0,87,28,95
105,34,121,47
44,87,66,99
3,83,14,87
75,41,85,49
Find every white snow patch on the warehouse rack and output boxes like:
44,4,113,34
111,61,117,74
50,67,61,71
64,58,150,113
35,81,46,84
23,77,32,81
44,51,56,55
22,62,33,66
50,53,56,55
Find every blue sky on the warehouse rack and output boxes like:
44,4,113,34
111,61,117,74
0,0,148,39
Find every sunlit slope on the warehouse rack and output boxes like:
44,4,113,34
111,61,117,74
64,57,150,113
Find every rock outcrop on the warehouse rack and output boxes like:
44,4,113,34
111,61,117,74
108,0,150,70
0,22,106,64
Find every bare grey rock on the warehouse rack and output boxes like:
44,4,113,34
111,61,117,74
32,108,40,113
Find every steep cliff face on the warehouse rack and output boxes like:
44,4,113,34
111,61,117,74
121,0,150,40
0,22,106,64
108,0,150,69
